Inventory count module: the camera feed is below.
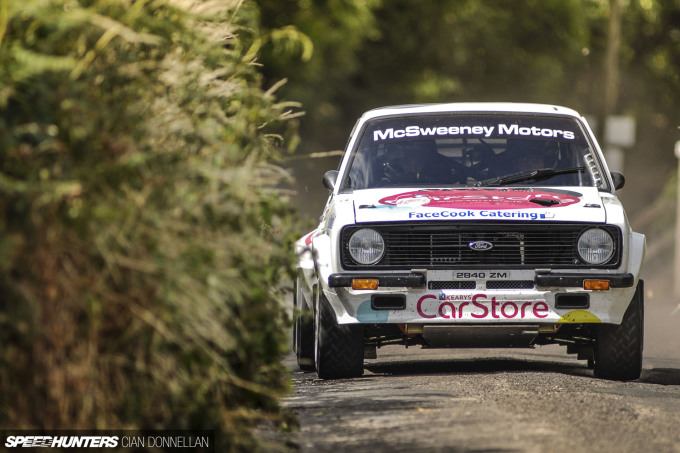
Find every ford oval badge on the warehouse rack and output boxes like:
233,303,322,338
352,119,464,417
469,241,493,251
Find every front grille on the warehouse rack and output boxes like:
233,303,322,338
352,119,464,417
486,280,535,289
341,222,621,270
428,281,476,290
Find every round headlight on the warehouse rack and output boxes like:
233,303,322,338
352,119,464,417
348,228,385,265
577,228,615,265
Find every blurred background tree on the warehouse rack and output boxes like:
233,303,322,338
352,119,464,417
251,0,680,222
0,0,299,450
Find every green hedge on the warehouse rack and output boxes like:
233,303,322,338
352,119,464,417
0,0,299,450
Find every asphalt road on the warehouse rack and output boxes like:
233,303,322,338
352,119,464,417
280,280,680,453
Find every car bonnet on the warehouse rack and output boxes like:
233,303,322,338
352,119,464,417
351,186,607,224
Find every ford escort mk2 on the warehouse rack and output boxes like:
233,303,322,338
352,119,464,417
294,103,645,380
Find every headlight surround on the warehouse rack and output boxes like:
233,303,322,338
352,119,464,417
348,228,385,265
577,228,615,265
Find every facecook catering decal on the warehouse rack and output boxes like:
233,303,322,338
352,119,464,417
372,188,583,221
379,188,581,209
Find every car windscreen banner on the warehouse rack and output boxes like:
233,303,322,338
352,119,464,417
358,114,589,147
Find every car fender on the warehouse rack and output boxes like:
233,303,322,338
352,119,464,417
628,231,646,281
296,195,356,312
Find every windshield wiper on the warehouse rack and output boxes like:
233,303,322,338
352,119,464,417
474,167,585,187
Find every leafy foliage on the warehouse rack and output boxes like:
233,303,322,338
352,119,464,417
254,0,680,220
254,0,593,150
253,0,680,146
0,0,299,450
252,0,382,148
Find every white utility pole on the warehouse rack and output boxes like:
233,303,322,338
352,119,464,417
674,140,680,300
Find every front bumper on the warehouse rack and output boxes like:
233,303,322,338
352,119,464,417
328,271,635,288
324,269,639,326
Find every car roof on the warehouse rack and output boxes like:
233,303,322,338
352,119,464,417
359,102,582,121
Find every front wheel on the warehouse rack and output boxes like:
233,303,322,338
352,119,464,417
293,278,315,371
315,292,364,379
594,281,644,381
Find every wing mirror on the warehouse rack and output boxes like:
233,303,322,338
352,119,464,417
323,170,338,191
610,171,625,191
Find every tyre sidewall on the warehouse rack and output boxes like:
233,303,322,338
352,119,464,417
594,281,644,381
294,277,315,371
314,291,364,379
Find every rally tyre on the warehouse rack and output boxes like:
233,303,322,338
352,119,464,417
315,292,364,379
294,278,315,371
594,280,644,381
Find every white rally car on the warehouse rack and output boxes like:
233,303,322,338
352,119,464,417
294,103,645,380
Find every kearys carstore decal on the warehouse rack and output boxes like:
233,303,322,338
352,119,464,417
416,293,549,320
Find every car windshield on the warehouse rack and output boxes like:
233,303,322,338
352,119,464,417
343,113,606,190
